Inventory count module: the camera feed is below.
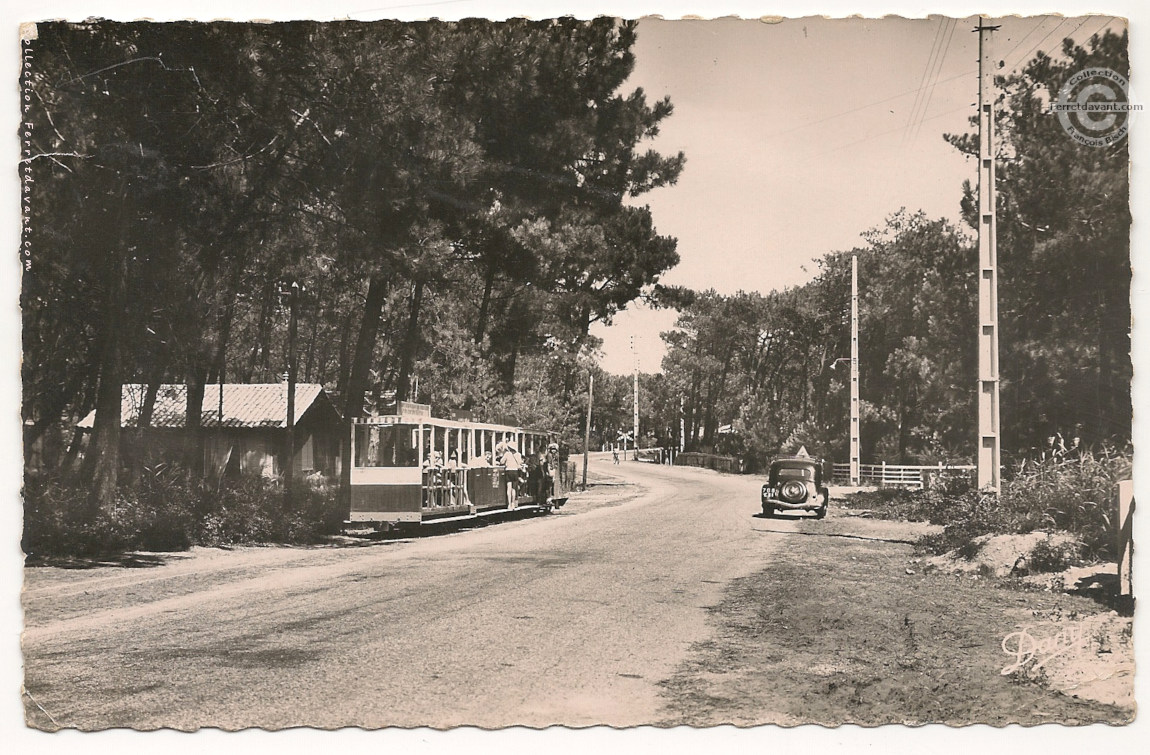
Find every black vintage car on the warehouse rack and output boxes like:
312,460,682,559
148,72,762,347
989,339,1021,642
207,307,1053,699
761,455,830,519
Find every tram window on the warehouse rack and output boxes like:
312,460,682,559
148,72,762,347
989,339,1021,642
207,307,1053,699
355,424,419,467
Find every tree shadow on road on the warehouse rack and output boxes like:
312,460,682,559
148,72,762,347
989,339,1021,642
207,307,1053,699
24,552,179,570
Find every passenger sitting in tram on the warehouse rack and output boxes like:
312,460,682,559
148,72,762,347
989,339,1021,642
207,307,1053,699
446,448,465,505
423,450,445,507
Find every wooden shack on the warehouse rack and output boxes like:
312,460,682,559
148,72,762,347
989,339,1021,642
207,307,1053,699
76,383,343,479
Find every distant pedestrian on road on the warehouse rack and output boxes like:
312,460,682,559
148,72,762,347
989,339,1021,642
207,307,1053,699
612,447,620,465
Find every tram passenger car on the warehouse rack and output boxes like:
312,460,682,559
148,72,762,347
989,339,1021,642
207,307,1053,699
347,401,558,528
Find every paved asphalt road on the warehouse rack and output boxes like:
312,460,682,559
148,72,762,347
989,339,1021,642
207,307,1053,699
23,456,799,730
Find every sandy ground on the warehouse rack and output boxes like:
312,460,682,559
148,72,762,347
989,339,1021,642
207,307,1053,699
22,458,1133,729
658,503,1134,726
23,458,795,729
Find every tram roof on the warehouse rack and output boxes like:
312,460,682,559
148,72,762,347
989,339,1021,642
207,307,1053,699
352,413,548,435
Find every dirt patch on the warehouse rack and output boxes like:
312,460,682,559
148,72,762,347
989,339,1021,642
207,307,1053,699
997,607,1134,710
926,531,1081,578
658,513,1133,726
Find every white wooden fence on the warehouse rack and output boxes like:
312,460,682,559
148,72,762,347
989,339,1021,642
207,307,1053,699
832,462,975,489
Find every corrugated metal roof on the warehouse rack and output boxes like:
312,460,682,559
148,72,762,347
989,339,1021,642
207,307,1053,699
76,383,330,429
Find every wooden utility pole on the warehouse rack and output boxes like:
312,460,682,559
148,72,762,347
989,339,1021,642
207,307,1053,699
976,19,1002,492
582,373,593,489
850,252,861,486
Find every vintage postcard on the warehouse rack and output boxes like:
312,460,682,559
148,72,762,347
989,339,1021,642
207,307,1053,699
10,0,1143,747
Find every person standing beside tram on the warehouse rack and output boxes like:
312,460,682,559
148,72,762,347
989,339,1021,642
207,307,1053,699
500,441,524,509
546,442,559,498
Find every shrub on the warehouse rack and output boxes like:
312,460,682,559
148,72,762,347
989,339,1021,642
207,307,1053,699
916,488,1030,556
836,447,1129,561
23,468,343,558
999,448,1128,561
1027,534,1085,573
22,479,137,558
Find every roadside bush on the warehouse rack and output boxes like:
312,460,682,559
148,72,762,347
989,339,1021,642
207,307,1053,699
23,468,343,559
22,478,136,558
1026,534,1085,573
838,487,920,519
195,474,340,546
837,447,1129,562
133,464,199,551
1000,448,1129,561
917,488,1033,556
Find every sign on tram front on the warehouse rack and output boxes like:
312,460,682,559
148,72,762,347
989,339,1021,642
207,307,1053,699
396,400,432,418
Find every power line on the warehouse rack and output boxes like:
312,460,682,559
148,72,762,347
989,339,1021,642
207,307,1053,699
910,17,959,143
763,68,975,140
997,17,1047,63
1081,16,1119,49
817,103,972,157
903,17,948,143
1011,16,1074,69
1035,15,1093,64
908,17,956,141
764,16,1114,145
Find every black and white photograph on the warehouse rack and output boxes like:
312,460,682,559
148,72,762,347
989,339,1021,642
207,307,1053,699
6,0,1146,746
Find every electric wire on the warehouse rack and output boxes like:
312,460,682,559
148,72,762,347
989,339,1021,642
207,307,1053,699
903,17,948,143
763,68,974,140
910,17,959,143
1011,16,1075,70
817,103,971,157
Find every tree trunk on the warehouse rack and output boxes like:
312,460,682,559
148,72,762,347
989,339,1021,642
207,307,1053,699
23,368,88,451
395,279,425,403
206,293,236,385
304,304,321,383
245,279,275,382
126,375,162,485
185,363,207,477
897,396,912,464
340,274,390,511
336,310,353,399
87,337,123,513
474,263,494,346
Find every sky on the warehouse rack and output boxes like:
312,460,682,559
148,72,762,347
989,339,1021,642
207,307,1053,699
592,13,1129,373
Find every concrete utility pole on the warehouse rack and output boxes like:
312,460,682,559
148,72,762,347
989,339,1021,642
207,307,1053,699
284,280,300,511
850,252,861,486
976,19,1002,492
671,395,680,452
632,336,639,460
582,373,593,490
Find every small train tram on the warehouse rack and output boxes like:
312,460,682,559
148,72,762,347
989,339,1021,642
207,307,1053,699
347,401,564,528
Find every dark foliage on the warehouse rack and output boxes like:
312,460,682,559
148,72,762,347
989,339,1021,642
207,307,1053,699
22,466,341,558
